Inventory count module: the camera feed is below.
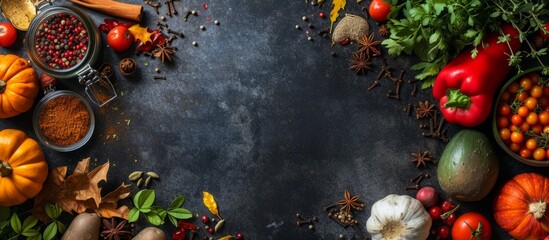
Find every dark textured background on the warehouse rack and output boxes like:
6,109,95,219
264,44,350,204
1,0,549,239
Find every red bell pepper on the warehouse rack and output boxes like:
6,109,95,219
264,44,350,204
432,25,521,127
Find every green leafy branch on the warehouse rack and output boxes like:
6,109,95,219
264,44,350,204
0,204,66,240
128,189,192,227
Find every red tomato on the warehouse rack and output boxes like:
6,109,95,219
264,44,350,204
0,22,17,47
107,26,133,52
541,22,549,39
369,0,392,22
452,212,492,240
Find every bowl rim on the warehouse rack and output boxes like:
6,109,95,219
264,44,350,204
32,90,95,152
492,66,549,167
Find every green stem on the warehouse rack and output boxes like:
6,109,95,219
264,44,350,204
444,89,472,109
0,162,12,177
0,81,5,94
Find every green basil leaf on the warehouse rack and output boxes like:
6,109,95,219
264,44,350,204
56,221,66,234
139,207,152,213
158,209,168,220
0,220,8,231
128,208,140,223
134,190,155,209
21,228,40,237
43,222,57,240
168,215,178,227
169,196,185,209
45,204,58,219
144,212,164,226
0,207,9,221
10,213,21,233
167,208,192,220
22,216,38,231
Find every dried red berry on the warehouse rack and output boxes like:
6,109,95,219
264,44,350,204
236,233,244,239
339,38,350,46
208,228,214,234
172,229,186,240
319,12,326,18
201,215,210,223
178,220,197,230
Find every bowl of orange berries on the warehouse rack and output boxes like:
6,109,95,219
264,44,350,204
493,67,549,167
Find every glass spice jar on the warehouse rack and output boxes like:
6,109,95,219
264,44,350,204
25,4,117,107
33,88,95,152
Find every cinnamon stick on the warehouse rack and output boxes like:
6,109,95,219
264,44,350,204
67,0,143,22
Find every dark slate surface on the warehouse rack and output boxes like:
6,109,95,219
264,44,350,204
1,0,548,239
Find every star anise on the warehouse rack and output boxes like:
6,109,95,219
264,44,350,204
336,190,365,214
415,100,435,119
411,150,436,168
101,218,131,240
349,51,373,74
378,24,390,37
357,33,381,56
153,44,175,63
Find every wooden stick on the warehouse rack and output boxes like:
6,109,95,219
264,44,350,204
67,0,143,22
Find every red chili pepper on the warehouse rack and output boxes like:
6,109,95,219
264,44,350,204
432,24,521,127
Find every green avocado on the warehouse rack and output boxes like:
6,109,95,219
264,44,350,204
437,129,499,202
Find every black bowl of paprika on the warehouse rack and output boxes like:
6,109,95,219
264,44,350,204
492,66,549,167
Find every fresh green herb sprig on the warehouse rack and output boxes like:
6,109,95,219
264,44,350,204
0,204,66,240
384,0,549,88
128,189,192,227
383,0,487,88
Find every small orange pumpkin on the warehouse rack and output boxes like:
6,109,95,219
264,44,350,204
494,173,549,240
0,129,48,207
0,54,39,118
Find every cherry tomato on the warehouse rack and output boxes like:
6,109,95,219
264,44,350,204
444,213,457,226
520,148,532,158
509,143,521,152
497,116,509,128
0,22,17,47
498,104,512,116
541,21,549,39
517,91,529,102
451,212,492,240
501,91,512,102
107,25,133,52
511,114,523,126
532,124,543,135
526,138,538,150
438,225,450,239
524,97,538,111
429,206,443,221
533,148,545,161
539,111,549,125
440,200,454,212
526,112,538,125
531,85,543,98
508,82,520,94
543,86,549,97
520,122,531,133
499,128,511,141
520,77,533,90
369,0,392,22
517,106,530,118
545,148,549,159
544,125,549,133
540,98,549,108
511,131,524,144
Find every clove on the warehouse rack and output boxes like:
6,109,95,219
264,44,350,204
411,84,417,96
410,173,423,183
169,0,178,15
367,80,380,91
183,10,192,21
165,1,172,17
386,79,402,100
153,75,166,80
167,29,184,37
147,2,160,15
405,184,420,190
167,35,177,43
404,103,412,116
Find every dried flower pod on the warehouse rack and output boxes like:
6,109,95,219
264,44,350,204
39,73,57,90
119,58,137,77
128,171,143,181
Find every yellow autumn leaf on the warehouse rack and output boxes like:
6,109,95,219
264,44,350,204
203,191,221,219
218,235,234,240
128,24,154,44
330,0,347,32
